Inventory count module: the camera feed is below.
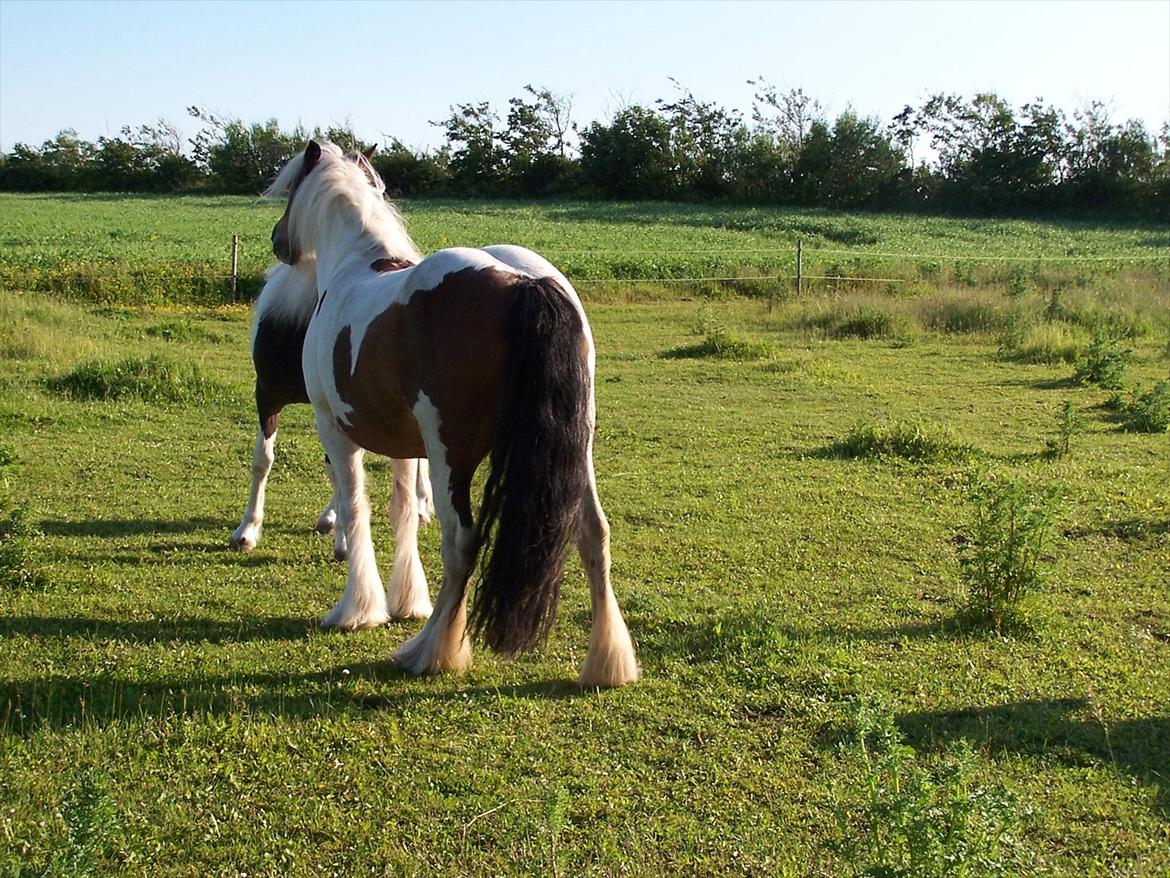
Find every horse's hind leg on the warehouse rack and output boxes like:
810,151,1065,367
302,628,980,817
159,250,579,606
318,454,348,561
416,458,435,525
231,410,280,551
576,460,640,688
386,457,432,619
317,419,389,630
393,420,473,674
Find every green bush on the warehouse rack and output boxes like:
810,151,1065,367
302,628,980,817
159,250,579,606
1009,322,1085,365
665,310,773,360
918,297,1004,335
829,305,900,340
1072,329,1131,389
956,476,1059,630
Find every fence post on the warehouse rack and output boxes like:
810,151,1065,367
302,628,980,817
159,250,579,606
796,239,803,296
230,234,239,302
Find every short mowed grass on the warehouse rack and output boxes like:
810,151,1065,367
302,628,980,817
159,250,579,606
1,195,1168,876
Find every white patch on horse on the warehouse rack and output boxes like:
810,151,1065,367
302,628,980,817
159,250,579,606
407,247,505,292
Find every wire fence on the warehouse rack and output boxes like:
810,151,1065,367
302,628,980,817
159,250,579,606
9,235,1163,305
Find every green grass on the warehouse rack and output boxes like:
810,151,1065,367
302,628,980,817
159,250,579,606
1,193,1167,305
0,285,1167,876
0,194,1168,874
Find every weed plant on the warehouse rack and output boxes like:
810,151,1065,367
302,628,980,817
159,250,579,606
1044,400,1085,459
1117,381,1170,433
48,768,122,876
831,698,1026,878
956,476,1060,631
0,502,47,591
665,309,773,360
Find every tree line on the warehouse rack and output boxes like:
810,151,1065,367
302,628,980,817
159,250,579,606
1,82,1167,219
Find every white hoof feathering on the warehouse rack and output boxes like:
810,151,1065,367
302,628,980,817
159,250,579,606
321,594,389,630
392,621,471,675
387,556,433,620
578,612,640,688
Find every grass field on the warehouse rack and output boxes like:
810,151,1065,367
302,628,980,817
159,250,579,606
1,193,1167,304
1,195,1168,876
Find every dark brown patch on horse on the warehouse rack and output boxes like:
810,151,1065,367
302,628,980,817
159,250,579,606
330,267,520,520
253,316,311,437
371,257,415,273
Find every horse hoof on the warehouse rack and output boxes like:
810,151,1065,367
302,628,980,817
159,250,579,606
333,546,348,562
315,515,335,536
230,532,256,551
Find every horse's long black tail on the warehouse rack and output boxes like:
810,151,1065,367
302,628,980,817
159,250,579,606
468,276,592,657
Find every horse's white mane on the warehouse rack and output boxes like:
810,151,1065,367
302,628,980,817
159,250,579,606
266,141,422,265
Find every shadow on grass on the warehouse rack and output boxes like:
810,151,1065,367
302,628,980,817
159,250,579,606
39,516,227,538
1064,516,1170,544
0,613,317,644
894,698,1169,818
0,656,584,737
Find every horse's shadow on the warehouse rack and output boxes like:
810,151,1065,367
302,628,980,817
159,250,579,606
0,613,317,645
39,516,226,538
0,614,584,736
38,516,329,567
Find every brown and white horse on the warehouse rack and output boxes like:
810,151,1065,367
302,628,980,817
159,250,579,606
230,258,434,569
267,141,639,686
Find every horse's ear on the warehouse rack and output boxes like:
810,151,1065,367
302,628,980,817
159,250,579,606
362,145,377,161
305,140,323,170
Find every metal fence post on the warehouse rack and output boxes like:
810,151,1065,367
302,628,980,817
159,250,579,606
230,234,239,301
796,239,803,296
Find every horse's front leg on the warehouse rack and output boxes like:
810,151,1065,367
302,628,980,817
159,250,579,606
231,421,277,551
386,458,433,619
316,418,389,630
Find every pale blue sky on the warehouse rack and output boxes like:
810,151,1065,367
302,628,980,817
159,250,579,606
1,0,1167,154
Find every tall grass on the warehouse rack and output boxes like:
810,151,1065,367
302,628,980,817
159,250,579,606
46,354,233,404
826,419,976,463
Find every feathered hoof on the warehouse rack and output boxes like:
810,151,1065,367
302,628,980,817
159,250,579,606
388,596,433,621
392,628,471,675
321,602,389,631
578,644,641,689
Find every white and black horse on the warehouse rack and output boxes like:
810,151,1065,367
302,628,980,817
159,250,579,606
266,141,638,686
